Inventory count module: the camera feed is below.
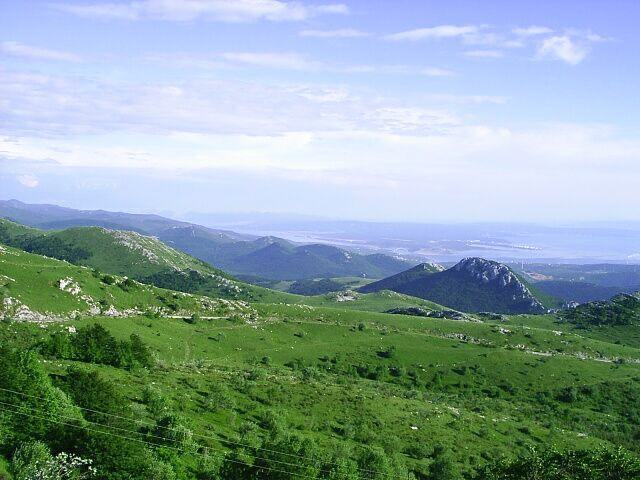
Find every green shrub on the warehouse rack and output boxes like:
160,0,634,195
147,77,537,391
478,446,640,479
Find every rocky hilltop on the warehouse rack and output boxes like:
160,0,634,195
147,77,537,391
360,257,547,314
453,257,546,312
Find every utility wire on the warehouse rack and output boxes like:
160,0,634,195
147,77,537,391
0,385,396,478
0,402,315,479
0,399,318,474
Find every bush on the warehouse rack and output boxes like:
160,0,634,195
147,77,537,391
377,346,396,359
42,325,153,369
478,446,640,480
0,347,80,450
11,442,96,480
142,386,171,419
73,324,119,365
429,445,460,480
11,441,52,480
203,384,235,413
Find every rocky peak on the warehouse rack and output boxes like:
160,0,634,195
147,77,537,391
453,257,546,312
454,258,514,284
410,262,445,273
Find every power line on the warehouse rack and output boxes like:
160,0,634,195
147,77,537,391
0,399,315,474
0,391,399,479
0,385,396,478
0,402,315,479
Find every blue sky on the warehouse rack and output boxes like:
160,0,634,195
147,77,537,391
1,0,639,222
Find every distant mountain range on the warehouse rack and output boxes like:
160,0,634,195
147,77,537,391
185,211,640,263
360,257,552,314
0,200,412,281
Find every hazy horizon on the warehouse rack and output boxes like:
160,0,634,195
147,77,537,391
6,197,640,227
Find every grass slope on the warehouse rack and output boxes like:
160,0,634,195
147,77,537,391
2,246,640,477
0,234,445,318
0,218,293,303
1,297,639,477
0,244,255,320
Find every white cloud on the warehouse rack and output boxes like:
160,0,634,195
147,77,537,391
464,49,503,58
146,51,455,77
299,28,368,38
512,26,553,36
422,94,508,105
384,25,529,51
420,67,455,77
537,36,588,65
4,124,640,193
0,69,461,138
365,107,460,133
385,25,478,41
53,0,348,22
220,52,322,70
565,29,611,43
313,4,349,14
17,174,39,188
288,86,350,103
1,41,82,62
381,25,605,65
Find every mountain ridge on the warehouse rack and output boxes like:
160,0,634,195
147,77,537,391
0,218,292,303
0,199,412,281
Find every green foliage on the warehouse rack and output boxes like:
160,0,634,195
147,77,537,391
288,279,344,296
20,236,92,264
0,347,81,452
376,345,396,359
203,384,235,413
11,441,52,480
4,237,640,479
430,445,461,480
561,293,640,327
42,325,154,369
477,446,640,479
10,441,95,480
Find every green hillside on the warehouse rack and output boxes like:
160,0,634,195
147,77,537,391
560,293,640,328
0,244,255,321
0,223,444,319
1,249,640,478
0,218,292,303
2,235,640,479
298,289,449,313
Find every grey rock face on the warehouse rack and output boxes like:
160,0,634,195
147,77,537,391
454,257,546,313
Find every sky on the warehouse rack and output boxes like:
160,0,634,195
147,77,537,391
1,0,639,222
